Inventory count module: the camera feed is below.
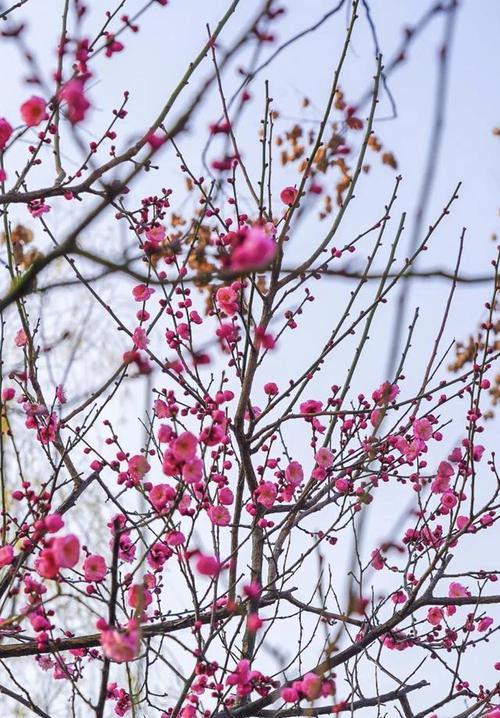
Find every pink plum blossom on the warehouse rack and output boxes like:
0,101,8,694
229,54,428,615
372,381,399,406
0,545,14,568
171,432,198,462
207,505,231,526
285,461,304,486
133,284,155,302
280,185,298,205
58,79,90,124
229,226,276,271
448,582,469,598
20,96,47,126
195,553,221,577
52,534,80,569
254,482,277,509
427,607,443,626
83,555,107,582
315,447,334,468
0,118,13,149
100,618,140,663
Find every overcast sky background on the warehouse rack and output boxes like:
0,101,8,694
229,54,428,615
0,1,499,715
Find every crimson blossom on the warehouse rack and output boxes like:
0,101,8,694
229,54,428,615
0,1,497,718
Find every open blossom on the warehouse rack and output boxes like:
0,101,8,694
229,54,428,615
427,607,444,625
128,454,151,481
413,417,433,441
123,349,152,375
171,432,198,462
100,618,140,663
20,95,47,126
217,321,241,349
229,226,276,271
162,451,179,476
280,185,298,205
35,549,59,579
132,326,149,349
28,199,51,218
226,659,262,697
147,541,172,571
216,285,239,316
285,461,304,486
391,590,407,605
254,481,277,509
281,673,333,703
30,613,51,632
478,616,493,632
298,673,322,700
372,381,399,406
145,224,166,248
195,553,221,577
370,408,382,427
58,78,90,124
335,477,349,492
439,460,453,477
53,534,80,569
382,632,411,651
157,422,173,441
255,326,276,350
370,549,384,570
448,447,462,462
2,387,14,401
247,612,263,633
44,513,64,533
179,705,196,718
207,505,231,526
108,683,131,717
15,328,28,347
299,399,322,415
243,581,261,600
0,118,12,149
217,487,233,505
166,530,185,547
472,444,485,461
36,412,59,445
132,284,155,302
431,461,454,494
281,686,300,703
104,33,124,57
441,491,457,510
83,554,106,582
182,457,203,484
149,483,175,512
431,474,450,494
456,515,470,531
315,447,334,468
0,545,14,568
448,581,469,598
128,583,152,610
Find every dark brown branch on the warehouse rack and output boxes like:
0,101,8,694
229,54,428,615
0,682,53,718
255,680,429,717
37,255,495,295
0,598,276,659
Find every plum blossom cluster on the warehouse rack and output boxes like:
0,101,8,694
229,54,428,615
281,673,335,703
0,2,497,718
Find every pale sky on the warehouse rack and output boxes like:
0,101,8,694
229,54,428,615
0,1,498,715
